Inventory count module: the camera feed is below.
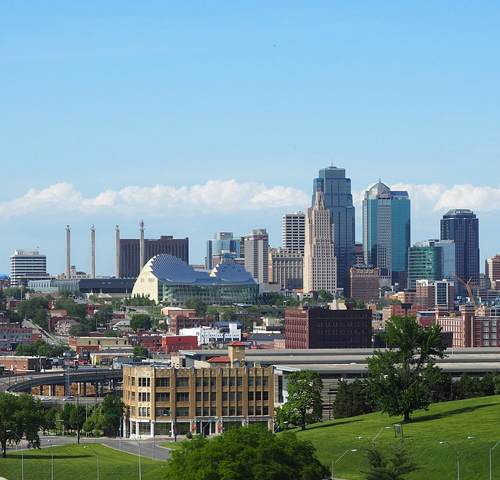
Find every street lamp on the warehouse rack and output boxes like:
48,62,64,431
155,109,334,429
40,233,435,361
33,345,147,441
131,436,142,480
467,436,500,480
440,441,459,480
48,439,54,480
84,445,100,480
7,430,24,480
359,426,391,445
332,449,357,480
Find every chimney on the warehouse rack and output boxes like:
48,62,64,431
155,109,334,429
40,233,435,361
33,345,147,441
90,225,96,278
139,220,145,272
115,225,120,278
66,225,71,279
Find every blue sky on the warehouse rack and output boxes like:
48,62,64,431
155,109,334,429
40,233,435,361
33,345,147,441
1,2,499,275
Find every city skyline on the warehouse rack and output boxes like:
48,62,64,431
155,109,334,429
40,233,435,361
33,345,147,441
1,3,499,274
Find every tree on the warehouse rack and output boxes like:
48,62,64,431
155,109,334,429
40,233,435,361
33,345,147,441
333,379,376,419
317,289,333,303
133,344,149,359
184,297,207,317
98,395,124,436
68,322,91,337
130,314,152,331
0,393,46,458
361,442,420,480
366,315,446,422
164,425,329,480
280,370,323,430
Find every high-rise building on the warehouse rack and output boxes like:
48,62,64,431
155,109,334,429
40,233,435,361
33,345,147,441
440,209,479,296
10,250,48,287
282,212,305,255
119,236,189,278
362,181,411,285
485,254,500,290
270,248,303,290
407,244,443,290
303,190,337,293
312,166,355,291
350,266,380,304
205,232,241,269
243,229,269,284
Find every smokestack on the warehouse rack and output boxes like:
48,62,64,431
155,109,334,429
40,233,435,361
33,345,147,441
115,225,120,278
90,225,96,278
66,225,71,279
139,220,145,272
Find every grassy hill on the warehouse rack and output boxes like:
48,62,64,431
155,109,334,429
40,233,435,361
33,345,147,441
0,443,166,480
295,395,500,479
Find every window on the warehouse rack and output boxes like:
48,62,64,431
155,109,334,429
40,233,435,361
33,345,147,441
157,378,170,387
131,377,135,386
211,378,217,387
139,377,151,387
248,392,254,401
176,407,189,417
222,377,228,387
176,377,189,387
230,378,235,387
176,392,189,402
156,393,170,402
248,377,254,387
263,376,269,387
196,392,201,402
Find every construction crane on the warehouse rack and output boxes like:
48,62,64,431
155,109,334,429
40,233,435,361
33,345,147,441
450,271,478,309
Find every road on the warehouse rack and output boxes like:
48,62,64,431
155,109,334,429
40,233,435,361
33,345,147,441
7,435,175,462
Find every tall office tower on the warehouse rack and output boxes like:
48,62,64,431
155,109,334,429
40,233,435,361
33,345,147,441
119,235,189,278
243,229,269,284
407,244,443,290
312,166,355,291
10,250,48,287
282,212,305,254
362,181,411,285
205,232,241,269
303,190,337,293
440,209,479,296
486,255,500,290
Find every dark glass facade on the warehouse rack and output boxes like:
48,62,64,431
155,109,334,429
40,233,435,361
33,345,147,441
312,166,355,291
440,209,479,296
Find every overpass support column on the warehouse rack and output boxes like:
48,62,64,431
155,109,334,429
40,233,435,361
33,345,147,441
83,382,87,396
40,384,44,395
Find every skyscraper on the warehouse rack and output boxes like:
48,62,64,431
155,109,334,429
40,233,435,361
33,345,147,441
485,254,500,290
303,190,337,293
10,250,48,287
243,229,269,285
362,181,411,285
312,166,355,291
282,212,305,255
206,232,241,269
440,209,479,296
407,244,443,290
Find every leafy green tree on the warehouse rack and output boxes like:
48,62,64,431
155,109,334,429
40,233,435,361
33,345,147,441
54,297,87,320
184,297,207,317
164,425,329,480
68,322,91,337
0,393,46,457
133,344,149,358
280,370,323,430
98,395,124,436
16,297,49,328
130,314,152,331
361,442,420,480
15,338,68,358
366,315,446,422
317,289,334,302
333,379,376,419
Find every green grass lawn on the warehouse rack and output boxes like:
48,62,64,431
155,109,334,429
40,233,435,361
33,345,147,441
0,443,167,480
295,395,500,480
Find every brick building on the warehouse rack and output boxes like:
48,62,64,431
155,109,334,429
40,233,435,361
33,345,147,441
285,306,372,349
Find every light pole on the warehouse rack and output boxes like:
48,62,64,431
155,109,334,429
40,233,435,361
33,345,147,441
131,436,142,480
84,445,100,480
332,449,357,480
359,426,392,445
467,436,500,480
48,439,54,480
7,430,24,480
440,441,459,480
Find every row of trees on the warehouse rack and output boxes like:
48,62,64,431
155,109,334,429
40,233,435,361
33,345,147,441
15,338,69,358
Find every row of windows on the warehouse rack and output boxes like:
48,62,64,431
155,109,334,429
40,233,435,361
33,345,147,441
129,374,269,389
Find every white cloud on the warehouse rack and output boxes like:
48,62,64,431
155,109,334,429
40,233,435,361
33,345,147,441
354,182,500,217
0,180,310,221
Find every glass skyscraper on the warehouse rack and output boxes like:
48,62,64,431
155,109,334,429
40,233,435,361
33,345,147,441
362,181,411,285
440,209,479,296
312,166,355,290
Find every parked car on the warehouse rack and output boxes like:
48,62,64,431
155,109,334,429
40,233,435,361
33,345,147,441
63,396,75,401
